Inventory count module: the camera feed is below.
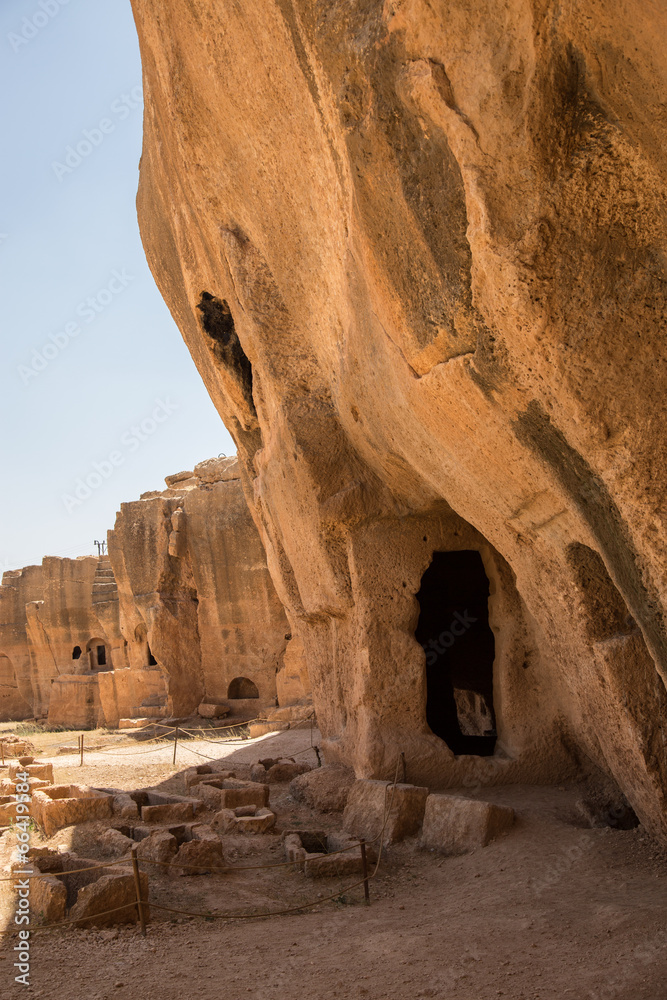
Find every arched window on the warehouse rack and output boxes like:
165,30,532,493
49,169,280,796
227,677,259,699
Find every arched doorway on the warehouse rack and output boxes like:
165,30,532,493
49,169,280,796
416,550,497,755
228,676,259,699
86,638,111,672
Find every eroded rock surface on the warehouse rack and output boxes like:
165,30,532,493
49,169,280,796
130,0,667,837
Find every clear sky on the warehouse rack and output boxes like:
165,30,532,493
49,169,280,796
0,0,234,572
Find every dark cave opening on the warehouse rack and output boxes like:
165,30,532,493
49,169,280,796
415,550,497,756
196,291,256,416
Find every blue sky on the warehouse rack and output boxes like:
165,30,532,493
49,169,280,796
0,0,234,572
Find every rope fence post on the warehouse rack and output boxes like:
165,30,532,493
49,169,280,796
1,741,4,766
172,727,179,765
79,734,84,767
360,840,370,904
131,846,147,936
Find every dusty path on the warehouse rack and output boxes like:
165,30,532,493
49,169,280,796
1,728,665,1000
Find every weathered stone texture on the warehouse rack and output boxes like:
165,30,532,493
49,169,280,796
129,0,667,838
421,794,515,854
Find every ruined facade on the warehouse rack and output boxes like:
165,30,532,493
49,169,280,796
129,0,667,838
0,457,309,728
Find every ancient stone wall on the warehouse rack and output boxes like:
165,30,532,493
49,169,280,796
130,0,667,837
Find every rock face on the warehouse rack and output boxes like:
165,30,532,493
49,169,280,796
130,0,667,838
108,458,309,719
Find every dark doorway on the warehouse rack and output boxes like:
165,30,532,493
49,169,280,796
96,645,106,667
415,550,497,756
147,644,157,667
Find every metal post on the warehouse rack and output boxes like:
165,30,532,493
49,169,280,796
131,846,146,936
360,839,370,904
1,741,4,766
79,734,84,768
172,727,178,766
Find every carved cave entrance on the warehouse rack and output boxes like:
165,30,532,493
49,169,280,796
416,550,497,756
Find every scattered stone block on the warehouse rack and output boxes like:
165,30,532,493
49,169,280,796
185,769,235,791
290,766,355,813
135,830,178,864
197,702,230,718
70,871,149,928
421,794,515,854
118,718,160,730
141,802,199,823
173,825,224,875
343,780,429,843
235,808,276,834
32,785,113,837
98,829,134,857
213,807,275,834
266,760,311,783
9,762,53,783
282,829,376,877
31,874,67,925
212,808,237,834
112,792,139,819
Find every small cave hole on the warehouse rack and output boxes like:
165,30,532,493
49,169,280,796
197,292,256,416
72,646,82,660
228,676,260,699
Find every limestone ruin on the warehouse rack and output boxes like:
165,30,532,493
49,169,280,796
0,456,310,729
126,0,667,842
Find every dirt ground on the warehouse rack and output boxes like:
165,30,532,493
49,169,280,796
0,723,666,1000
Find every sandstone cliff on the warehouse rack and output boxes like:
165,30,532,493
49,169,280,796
130,0,667,837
